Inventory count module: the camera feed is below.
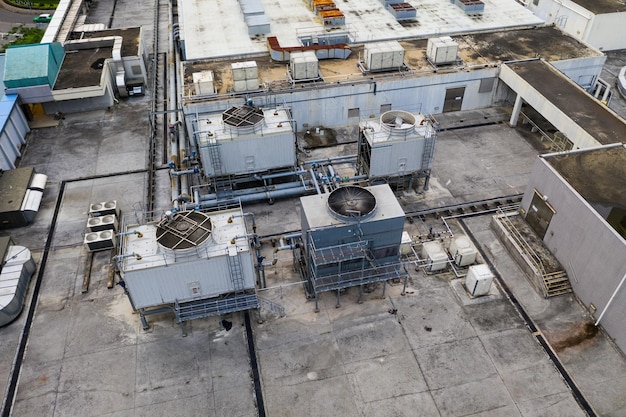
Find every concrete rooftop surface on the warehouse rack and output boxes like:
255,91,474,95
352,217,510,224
0,96,625,417
1,0,626,417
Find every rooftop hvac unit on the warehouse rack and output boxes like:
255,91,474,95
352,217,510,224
117,207,257,310
426,37,458,65
449,235,477,267
84,230,116,252
364,41,404,71
300,184,406,295
421,241,448,272
231,61,258,81
290,51,319,80
89,201,119,217
87,214,118,232
192,70,215,96
358,110,436,178
465,264,494,297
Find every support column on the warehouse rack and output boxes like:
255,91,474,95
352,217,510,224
509,94,523,127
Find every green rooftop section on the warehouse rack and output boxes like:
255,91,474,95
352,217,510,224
3,42,64,88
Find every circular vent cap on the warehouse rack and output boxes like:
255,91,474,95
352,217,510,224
327,186,377,221
156,211,212,251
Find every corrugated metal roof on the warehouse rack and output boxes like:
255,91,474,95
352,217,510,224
3,43,65,88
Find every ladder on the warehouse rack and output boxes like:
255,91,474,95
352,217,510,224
207,137,223,177
207,137,233,197
421,130,436,171
228,251,246,292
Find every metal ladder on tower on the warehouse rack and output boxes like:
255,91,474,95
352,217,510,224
227,250,246,293
207,136,233,197
421,130,436,171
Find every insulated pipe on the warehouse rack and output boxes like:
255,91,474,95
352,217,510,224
595,271,626,326
305,155,357,165
198,181,307,202
170,167,199,176
230,233,255,244
254,169,307,181
229,212,257,234
193,185,309,210
309,168,322,194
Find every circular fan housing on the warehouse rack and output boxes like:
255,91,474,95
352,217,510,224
156,211,213,254
222,105,265,135
380,110,416,138
327,186,377,221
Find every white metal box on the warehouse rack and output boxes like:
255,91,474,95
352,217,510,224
465,264,494,297
426,37,458,65
449,235,477,267
290,51,318,80
192,71,215,96
421,241,448,272
400,231,412,255
84,230,116,252
231,61,258,81
364,41,404,71
87,214,118,232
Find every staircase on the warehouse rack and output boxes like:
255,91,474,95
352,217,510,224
542,270,573,297
258,297,286,317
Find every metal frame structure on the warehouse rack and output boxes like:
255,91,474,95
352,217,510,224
302,231,408,312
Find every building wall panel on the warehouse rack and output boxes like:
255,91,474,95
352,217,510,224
521,157,626,351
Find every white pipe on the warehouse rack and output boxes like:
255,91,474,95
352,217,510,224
309,168,321,194
595,271,626,326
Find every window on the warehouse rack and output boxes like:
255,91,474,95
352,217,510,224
380,104,392,113
348,108,360,118
479,78,495,93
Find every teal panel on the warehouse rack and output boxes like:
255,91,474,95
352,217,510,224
3,43,64,88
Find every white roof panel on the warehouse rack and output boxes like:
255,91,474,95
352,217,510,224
179,0,543,60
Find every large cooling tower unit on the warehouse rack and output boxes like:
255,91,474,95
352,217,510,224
116,205,258,330
196,105,296,178
358,110,437,189
299,184,407,309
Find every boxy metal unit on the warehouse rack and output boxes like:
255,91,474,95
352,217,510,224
299,184,408,310
196,105,296,180
358,110,437,190
115,204,259,332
